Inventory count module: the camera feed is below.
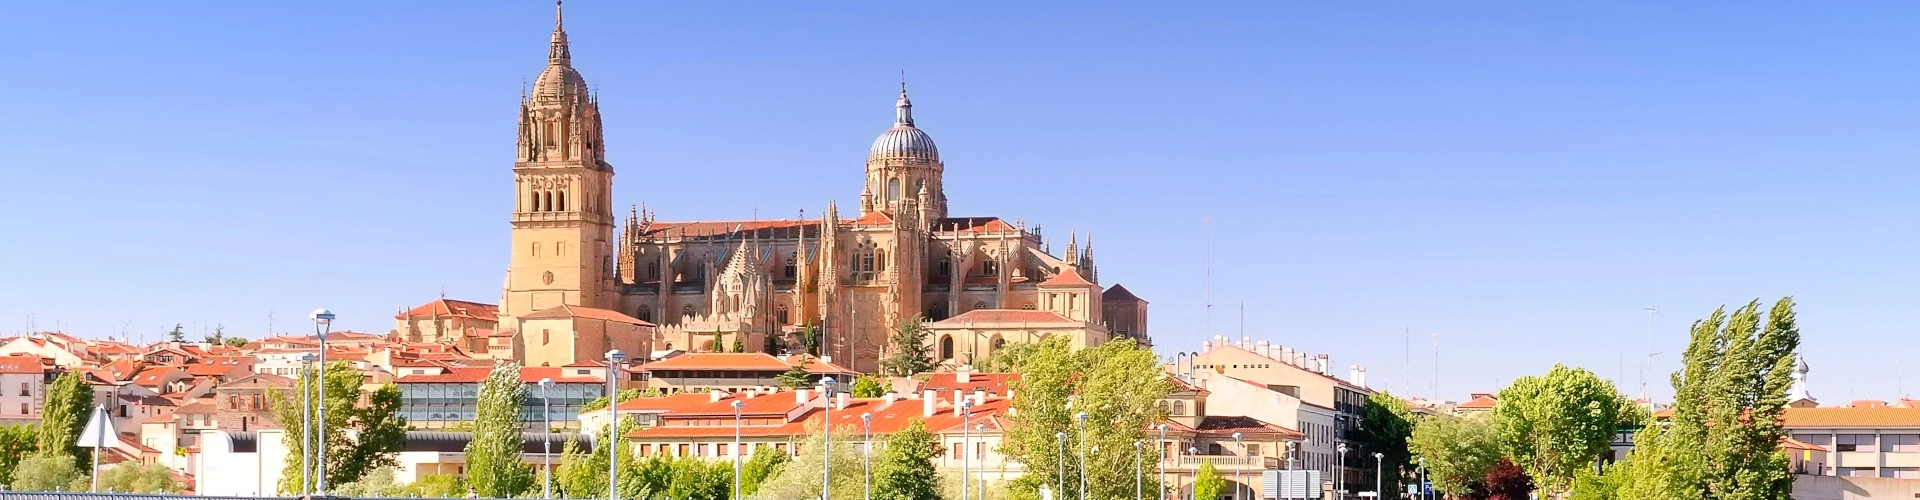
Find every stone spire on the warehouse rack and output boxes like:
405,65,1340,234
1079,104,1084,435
1789,354,1815,404
549,1,571,66
895,79,914,127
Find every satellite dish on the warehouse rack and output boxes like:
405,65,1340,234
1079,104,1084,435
79,404,114,448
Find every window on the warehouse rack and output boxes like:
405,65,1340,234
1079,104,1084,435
682,304,697,319
1885,434,1920,453
542,329,551,345
887,178,901,201
532,242,542,257
18,403,26,415
637,306,652,323
647,261,660,281
876,249,887,272
952,443,962,459
939,335,955,361
784,255,797,279
19,382,28,396
980,259,998,276
937,257,951,277
1172,401,1186,416
1838,434,1877,452
1882,467,1920,479
776,304,790,325
973,301,988,311
557,241,566,256
1247,444,1261,456
1840,467,1877,477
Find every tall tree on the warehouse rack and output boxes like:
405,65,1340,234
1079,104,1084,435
1613,298,1800,500
204,324,226,345
1491,364,1627,493
1002,337,1168,500
8,453,85,492
1354,391,1416,498
1192,461,1225,500
879,316,934,376
268,362,407,494
774,365,813,389
739,443,790,497
96,461,183,493
1472,458,1534,500
37,372,92,465
466,362,534,497
166,323,185,343
750,425,866,500
850,375,888,398
874,418,942,500
1409,415,1502,497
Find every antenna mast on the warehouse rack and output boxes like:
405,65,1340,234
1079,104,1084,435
1204,216,1213,338
1641,306,1659,403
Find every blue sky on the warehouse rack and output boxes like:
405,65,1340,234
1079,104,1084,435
4,2,1918,404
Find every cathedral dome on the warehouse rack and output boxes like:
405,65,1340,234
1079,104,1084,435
533,64,586,98
869,89,939,162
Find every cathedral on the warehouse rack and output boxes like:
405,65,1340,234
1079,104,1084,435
411,4,1149,373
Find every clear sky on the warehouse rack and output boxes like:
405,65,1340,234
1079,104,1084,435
4,1,1918,404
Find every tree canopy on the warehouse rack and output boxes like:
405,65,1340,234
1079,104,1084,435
874,418,942,500
1002,337,1168,500
1410,415,1503,496
880,316,935,376
37,372,91,465
268,362,406,494
1354,391,1416,497
466,362,534,497
1492,364,1627,492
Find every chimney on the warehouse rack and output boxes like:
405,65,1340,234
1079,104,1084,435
973,389,986,407
795,389,811,405
1281,347,1295,365
1007,389,1016,401
958,369,972,384
1356,366,1368,388
836,392,851,410
952,390,964,416
709,391,724,403
1255,340,1270,355
1319,354,1331,374
1241,336,1251,350
923,390,937,418
1294,352,1307,367
881,393,897,409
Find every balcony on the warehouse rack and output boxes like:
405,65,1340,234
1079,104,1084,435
1172,455,1276,470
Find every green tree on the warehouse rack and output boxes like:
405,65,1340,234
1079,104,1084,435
332,466,407,497
223,336,249,348
1410,414,1502,497
874,419,942,500
1192,460,1225,500
1613,299,1800,500
557,418,632,498
582,388,650,412
466,362,534,497
37,372,92,465
1492,364,1627,493
96,460,182,493
1002,337,1167,500
204,324,226,345
970,341,1038,373
774,365,813,389
1354,391,1416,498
733,333,746,353
740,444,790,497
166,323,185,342
750,425,866,500
403,473,470,498
268,362,407,494
0,424,38,487
8,453,85,492
879,316,934,376
802,324,823,357
850,375,888,398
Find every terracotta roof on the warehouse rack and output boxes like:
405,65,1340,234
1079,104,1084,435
0,356,43,374
1784,407,1920,428
931,309,1076,325
642,353,793,372
1782,436,1826,452
611,393,719,413
518,366,603,384
522,305,654,326
1849,400,1890,408
397,299,501,321
921,372,1019,396
850,212,894,225
626,395,1014,439
1038,268,1094,287
937,217,1017,234
1457,393,1499,409
131,366,180,386
396,367,493,384
175,401,217,414
1102,284,1144,302
1194,415,1305,439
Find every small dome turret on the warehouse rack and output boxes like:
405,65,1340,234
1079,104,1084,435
869,86,939,161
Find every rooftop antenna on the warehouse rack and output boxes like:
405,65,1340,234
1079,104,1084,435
1238,301,1245,338
1641,306,1659,403
1404,327,1411,396
1432,332,1441,401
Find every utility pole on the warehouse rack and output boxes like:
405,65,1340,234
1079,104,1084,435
1641,306,1658,403
1204,216,1213,338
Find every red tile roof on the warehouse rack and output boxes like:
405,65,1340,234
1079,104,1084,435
1784,407,1920,428
920,372,1019,396
396,299,501,322
0,356,43,374
1102,284,1143,302
521,305,654,326
611,393,719,413
395,366,493,383
1038,268,1094,287
937,217,1017,234
1457,393,1499,410
518,366,603,384
642,353,792,372
850,212,894,225
931,309,1076,325
626,395,1014,439
641,220,818,239
1194,415,1305,439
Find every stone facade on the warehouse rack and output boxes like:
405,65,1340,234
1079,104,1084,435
495,4,1148,372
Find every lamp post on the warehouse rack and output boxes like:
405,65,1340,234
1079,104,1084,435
1134,440,1144,500
1055,432,1067,500
606,349,625,500
821,376,838,500
1076,411,1089,500
1231,432,1244,500
1371,453,1383,500
540,377,555,499
1156,424,1168,500
862,413,873,500
1335,443,1348,500
1186,447,1198,500
976,423,988,500
309,308,334,494
735,400,747,500
962,400,975,500
299,353,315,496
1417,457,1427,500
1285,441,1298,470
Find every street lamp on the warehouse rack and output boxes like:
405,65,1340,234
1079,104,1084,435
1056,431,1067,500
735,400,747,500
976,423,987,500
1134,440,1144,500
1371,452,1384,500
606,349,625,500
1231,432,1243,500
308,308,334,494
1285,441,1298,471
1417,456,1427,500
862,412,874,500
962,400,975,500
1186,447,1198,500
1335,443,1348,500
1076,411,1089,500
299,352,316,496
1156,424,1168,500
540,377,555,499
821,376,838,500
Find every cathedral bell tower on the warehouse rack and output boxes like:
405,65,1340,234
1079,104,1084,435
502,1,616,323
861,83,947,222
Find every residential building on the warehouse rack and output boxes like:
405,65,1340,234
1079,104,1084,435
0,356,48,424
395,365,607,429
635,352,857,394
1181,336,1373,491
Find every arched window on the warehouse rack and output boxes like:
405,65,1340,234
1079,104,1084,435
637,306,652,323
1172,401,1187,416
860,251,875,273
980,258,998,276
991,337,1006,352
532,242,542,257
730,295,741,313
875,249,887,272
887,178,902,201
973,301,988,311
776,304,790,325
543,191,554,212
926,303,947,321
557,190,567,211
556,242,566,256
647,261,660,281
682,304,696,319
783,254,797,278
1020,303,1035,310
939,335,955,361
937,256,951,277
